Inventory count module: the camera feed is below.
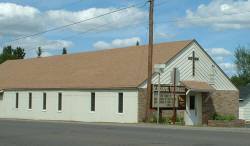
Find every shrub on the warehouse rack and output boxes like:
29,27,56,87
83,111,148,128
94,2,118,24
162,117,171,123
214,113,236,121
176,117,184,122
161,116,184,123
153,116,157,123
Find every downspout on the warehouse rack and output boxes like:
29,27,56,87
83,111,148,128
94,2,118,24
185,88,191,123
186,89,191,96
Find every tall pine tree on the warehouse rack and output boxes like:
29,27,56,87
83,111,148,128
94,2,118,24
62,48,67,55
37,47,42,57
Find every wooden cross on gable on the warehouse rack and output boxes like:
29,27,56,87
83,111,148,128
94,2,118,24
188,51,199,76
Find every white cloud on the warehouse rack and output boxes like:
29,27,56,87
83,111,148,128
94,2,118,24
41,52,52,57
177,0,250,31
214,56,224,62
2,37,73,58
155,32,176,40
219,62,237,75
206,48,232,56
0,2,146,37
46,7,146,33
0,3,45,37
93,37,140,49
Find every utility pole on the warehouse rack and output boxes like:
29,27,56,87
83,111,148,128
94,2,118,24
172,68,177,124
145,0,154,122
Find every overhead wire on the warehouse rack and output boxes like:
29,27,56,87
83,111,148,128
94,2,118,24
1,0,249,59
11,1,150,53
3,1,250,48
0,1,148,47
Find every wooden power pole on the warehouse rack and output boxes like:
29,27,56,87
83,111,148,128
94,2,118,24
145,0,154,122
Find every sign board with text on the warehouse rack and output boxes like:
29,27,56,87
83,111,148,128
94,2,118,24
152,85,186,108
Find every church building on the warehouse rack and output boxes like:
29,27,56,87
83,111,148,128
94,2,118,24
0,40,239,125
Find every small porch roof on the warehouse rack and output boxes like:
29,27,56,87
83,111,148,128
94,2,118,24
180,81,215,92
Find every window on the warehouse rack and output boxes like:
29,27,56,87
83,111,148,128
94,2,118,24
16,93,19,108
178,95,186,110
43,93,46,110
91,92,95,112
118,93,123,113
28,93,32,109
58,93,62,111
190,96,195,110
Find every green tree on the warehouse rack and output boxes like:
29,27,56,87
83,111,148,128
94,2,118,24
13,47,26,59
0,46,26,64
62,47,67,55
3,46,13,55
136,41,139,46
231,45,250,86
0,46,15,64
37,47,42,57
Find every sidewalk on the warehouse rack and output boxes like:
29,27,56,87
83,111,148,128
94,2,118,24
1,118,250,133
82,122,250,133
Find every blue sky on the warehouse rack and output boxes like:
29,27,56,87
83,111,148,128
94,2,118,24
0,0,250,77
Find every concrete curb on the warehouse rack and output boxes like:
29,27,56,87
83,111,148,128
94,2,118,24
1,118,250,134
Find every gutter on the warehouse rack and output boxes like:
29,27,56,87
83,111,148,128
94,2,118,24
185,88,215,95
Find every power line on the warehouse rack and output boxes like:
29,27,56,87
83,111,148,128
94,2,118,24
5,7,149,52
0,1,148,46
4,7,249,52
2,0,250,52
0,0,171,48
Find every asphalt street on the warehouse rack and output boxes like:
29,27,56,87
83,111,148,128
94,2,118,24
0,119,250,146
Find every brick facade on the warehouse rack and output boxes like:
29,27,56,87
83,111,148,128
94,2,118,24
202,90,239,125
138,88,184,122
138,88,239,124
138,88,147,122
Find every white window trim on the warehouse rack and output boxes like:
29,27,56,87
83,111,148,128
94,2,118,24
117,112,124,115
89,111,96,113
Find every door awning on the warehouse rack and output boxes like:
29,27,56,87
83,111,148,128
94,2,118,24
180,81,215,92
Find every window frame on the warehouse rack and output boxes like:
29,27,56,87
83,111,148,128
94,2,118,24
190,96,195,110
16,92,19,108
28,92,32,109
43,92,47,110
90,92,95,112
118,92,123,113
58,93,62,111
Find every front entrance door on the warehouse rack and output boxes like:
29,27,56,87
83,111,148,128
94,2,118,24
184,93,202,125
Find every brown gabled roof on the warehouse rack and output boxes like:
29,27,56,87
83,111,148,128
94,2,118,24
180,81,216,91
0,40,193,90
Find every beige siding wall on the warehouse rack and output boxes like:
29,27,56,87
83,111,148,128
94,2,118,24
0,90,138,123
239,99,250,121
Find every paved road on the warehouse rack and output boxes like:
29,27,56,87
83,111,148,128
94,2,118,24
0,120,250,146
